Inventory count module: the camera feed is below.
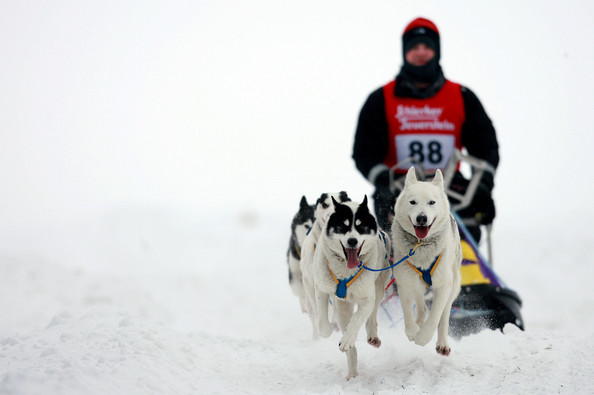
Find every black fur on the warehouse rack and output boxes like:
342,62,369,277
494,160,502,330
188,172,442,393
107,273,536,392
287,196,315,264
338,191,351,203
326,197,354,236
354,196,378,235
317,193,329,209
316,191,351,210
326,196,377,236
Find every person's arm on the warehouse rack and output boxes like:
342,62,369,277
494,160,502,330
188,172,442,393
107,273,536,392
460,86,499,189
352,87,390,184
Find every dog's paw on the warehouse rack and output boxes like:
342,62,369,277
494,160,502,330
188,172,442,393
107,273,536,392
345,369,358,380
414,326,434,346
436,344,451,356
405,323,420,342
367,337,381,348
339,331,357,352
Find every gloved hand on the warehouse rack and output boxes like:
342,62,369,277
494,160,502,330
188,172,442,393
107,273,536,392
479,172,494,192
472,173,496,224
450,171,495,225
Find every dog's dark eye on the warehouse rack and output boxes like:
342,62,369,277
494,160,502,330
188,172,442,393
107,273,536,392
321,203,329,209
305,224,311,230
409,200,416,205
429,200,436,205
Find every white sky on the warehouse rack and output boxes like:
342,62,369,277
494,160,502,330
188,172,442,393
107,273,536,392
1,1,593,231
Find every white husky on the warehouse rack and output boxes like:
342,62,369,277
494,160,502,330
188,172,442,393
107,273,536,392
300,192,350,337
313,196,391,379
391,167,462,356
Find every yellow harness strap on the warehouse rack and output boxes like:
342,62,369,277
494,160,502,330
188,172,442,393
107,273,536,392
327,259,365,298
407,253,443,289
294,244,301,259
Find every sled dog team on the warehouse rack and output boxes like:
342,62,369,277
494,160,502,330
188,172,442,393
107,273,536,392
287,167,462,379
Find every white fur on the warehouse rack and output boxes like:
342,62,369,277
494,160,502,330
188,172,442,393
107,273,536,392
391,167,462,356
300,193,346,338
288,219,313,313
312,199,391,379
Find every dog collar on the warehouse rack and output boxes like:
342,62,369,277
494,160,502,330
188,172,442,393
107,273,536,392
407,253,443,288
327,260,364,299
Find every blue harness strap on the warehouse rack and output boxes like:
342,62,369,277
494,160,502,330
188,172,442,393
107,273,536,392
407,254,443,288
359,238,423,272
327,260,364,299
334,270,361,298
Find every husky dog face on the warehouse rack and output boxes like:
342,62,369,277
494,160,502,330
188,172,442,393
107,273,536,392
314,191,350,225
394,167,450,240
326,196,378,269
291,195,315,246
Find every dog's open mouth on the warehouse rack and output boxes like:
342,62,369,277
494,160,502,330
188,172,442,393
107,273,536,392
414,225,431,239
341,241,364,269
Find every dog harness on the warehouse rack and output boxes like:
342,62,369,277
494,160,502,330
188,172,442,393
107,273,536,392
407,253,443,288
327,260,365,299
294,244,301,259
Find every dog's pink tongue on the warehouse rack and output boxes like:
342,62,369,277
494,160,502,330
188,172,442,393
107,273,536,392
347,248,360,269
414,226,429,239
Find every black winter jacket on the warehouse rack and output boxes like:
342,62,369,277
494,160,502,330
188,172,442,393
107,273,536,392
352,80,499,185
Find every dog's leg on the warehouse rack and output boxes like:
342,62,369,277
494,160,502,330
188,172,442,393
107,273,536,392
365,276,386,348
302,276,319,339
315,287,333,338
435,295,455,356
414,285,451,346
289,273,307,313
339,299,374,352
333,299,358,379
333,298,353,329
399,287,420,341
414,293,428,329
345,346,358,380
302,276,315,316
436,284,459,356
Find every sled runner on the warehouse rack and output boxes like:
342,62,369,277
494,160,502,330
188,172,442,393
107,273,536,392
384,149,524,337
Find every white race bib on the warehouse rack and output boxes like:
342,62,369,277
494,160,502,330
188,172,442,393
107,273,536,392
395,134,455,170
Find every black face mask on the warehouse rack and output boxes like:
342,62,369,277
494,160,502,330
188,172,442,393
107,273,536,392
400,56,441,84
395,58,445,99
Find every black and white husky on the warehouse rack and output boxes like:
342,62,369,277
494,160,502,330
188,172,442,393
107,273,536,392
300,192,351,337
313,196,391,379
287,196,315,312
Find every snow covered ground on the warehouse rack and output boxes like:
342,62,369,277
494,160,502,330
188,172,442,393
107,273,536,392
1,1,594,394
1,208,593,394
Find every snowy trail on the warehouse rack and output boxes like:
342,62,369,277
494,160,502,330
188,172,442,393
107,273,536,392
1,210,593,394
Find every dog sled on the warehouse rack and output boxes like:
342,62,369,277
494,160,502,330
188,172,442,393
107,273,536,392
383,149,524,338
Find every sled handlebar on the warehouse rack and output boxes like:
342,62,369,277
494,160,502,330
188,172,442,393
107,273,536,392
388,149,495,213
443,149,496,213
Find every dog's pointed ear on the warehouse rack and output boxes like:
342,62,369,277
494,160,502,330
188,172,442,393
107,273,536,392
299,195,309,209
356,195,373,219
358,195,370,213
331,196,340,208
432,169,444,189
405,167,418,186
